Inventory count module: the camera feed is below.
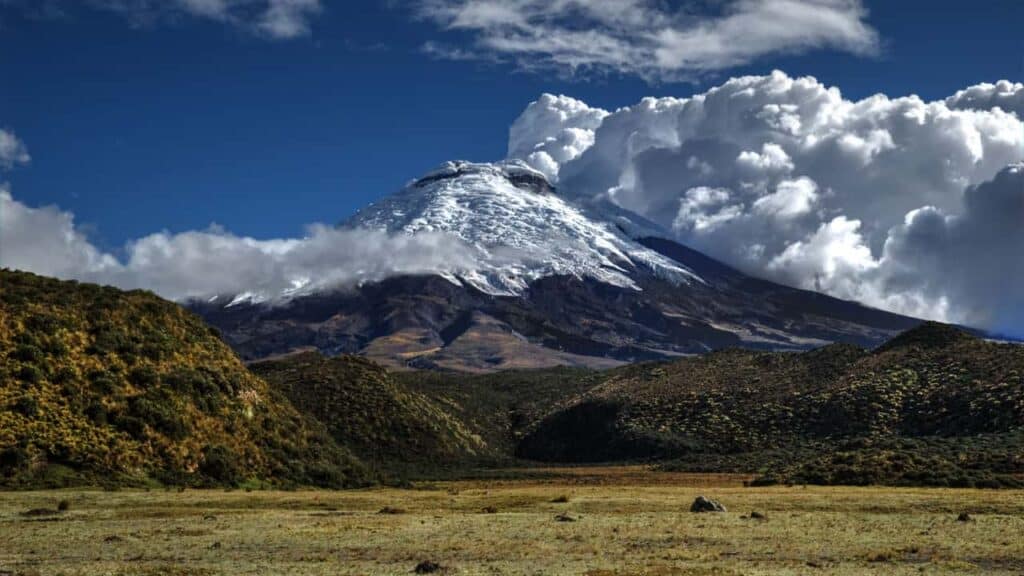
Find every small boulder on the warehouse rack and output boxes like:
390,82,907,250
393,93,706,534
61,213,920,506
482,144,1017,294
413,560,441,574
690,496,726,513
20,508,59,517
750,511,767,520
956,512,973,522
554,513,577,522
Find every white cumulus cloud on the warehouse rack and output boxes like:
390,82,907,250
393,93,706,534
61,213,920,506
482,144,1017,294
509,71,1024,332
876,164,1024,337
767,215,875,295
752,177,818,219
506,93,609,181
417,0,879,81
0,186,119,278
946,80,1024,117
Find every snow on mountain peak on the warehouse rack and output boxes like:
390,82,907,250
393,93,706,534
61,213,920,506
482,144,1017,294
346,160,702,295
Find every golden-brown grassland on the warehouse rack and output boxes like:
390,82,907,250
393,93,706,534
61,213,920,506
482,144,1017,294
1,467,1021,575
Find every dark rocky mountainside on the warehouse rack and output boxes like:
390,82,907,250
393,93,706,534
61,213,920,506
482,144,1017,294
0,270,368,488
192,235,922,372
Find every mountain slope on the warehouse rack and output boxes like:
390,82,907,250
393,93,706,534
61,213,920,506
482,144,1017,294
518,323,1024,486
0,270,368,488
193,161,923,369
251,352,492,474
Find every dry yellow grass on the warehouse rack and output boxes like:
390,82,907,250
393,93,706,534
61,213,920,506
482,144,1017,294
1,467,1021,575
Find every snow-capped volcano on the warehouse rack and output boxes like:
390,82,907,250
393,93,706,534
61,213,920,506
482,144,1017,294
345,160,701,295
195,158,925,372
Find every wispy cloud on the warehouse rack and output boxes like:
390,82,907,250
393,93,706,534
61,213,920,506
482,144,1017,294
415,0,879,81
255,0,322,39
2,0,323,39
0,129,30,170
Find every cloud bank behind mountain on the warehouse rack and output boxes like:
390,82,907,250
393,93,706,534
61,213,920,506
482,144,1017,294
509,72,1024,335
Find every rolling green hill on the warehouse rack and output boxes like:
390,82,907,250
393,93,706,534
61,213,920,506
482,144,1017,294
0,270,368,488
250,354,613,479
518,323,1024,487
251,352,491,476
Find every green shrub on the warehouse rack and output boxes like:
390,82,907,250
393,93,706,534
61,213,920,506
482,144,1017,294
84,402,108,425
13,395,39,417
128,366,159,388
17,365,43,383
51,366,75,384
127,389,189,440
200,445,243,485
12,344,44,363
87,369,118,394
0,446,29,474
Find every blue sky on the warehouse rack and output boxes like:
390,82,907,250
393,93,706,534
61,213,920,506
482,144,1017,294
2,0,1020,253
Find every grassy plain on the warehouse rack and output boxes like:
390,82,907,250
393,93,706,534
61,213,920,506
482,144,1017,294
1,466,1021,576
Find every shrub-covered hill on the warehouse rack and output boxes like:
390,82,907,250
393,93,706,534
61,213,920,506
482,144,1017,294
395,367,605,457
0,270,368,488
518,323,1024,487
251,352,490,474
250,353,607,477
